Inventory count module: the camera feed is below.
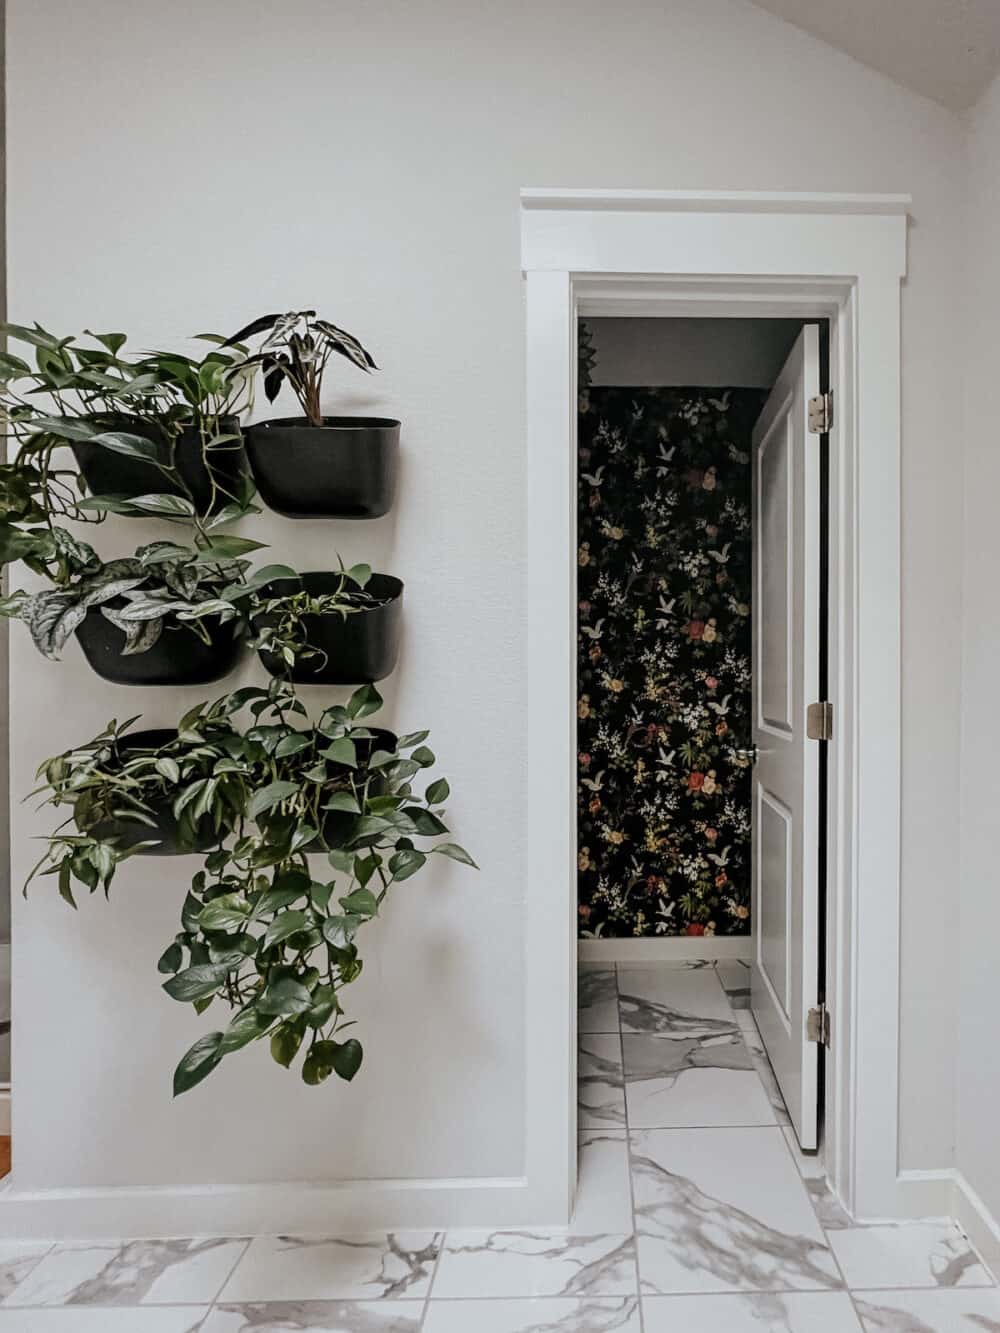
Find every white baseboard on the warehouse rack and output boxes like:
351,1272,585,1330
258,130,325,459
579,937,751,963
0,1175,554,1241
892,1168,955,1222
952,1171,1000,1282
894,1168,1000,1281
0,1091,8,1137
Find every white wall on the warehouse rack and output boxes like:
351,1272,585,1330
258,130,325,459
956,68,1000,1225
589,317,802,387
5,0,967,1200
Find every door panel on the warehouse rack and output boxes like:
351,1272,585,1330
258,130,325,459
751,324,822,1151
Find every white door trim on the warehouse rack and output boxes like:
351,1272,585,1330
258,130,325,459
522,189,908,1223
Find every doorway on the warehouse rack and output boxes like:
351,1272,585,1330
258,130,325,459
522,189,908,1228
575,311,830,1178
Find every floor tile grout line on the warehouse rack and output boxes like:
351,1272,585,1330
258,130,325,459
421,1225,447,1326
618,965,650,1327
0,1242,55,1307
203,1235,252,1314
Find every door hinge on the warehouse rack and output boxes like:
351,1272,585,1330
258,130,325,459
807,700,833,741
808,391,833,434
807,1003,831,1047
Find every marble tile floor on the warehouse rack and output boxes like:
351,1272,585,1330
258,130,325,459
0,961,994,1331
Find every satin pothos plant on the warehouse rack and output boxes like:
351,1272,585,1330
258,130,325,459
153,679,475,1095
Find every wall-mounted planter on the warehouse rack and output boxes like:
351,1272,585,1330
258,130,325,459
72,415,247,516
89,729,218,856
254,572,403,685
75,609,243,686
311,727,399,851
244,416,399,519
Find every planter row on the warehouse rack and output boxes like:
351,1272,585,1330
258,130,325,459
101,727,398,855
77,573,404,686
72,415,400,520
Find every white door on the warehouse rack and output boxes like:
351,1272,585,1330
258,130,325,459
750,324,823,1151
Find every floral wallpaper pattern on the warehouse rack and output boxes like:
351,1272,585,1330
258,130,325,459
577,355,766,938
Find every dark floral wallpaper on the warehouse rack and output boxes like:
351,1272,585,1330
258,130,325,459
577,343,766,939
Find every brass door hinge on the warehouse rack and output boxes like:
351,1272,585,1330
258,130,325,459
808,391,833,434
807,701,833,741
807,1003,831,1047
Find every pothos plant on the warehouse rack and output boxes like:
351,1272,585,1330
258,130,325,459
158,679,474,1093
28,677,476,1094
0,321,259,571
0,321,269,658
224,310,376,427
226,560,388,674
27,710,249,904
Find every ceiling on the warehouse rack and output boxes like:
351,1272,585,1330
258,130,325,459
749,0,1000,111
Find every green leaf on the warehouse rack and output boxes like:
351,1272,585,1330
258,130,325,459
301,1046,334,1085
322,913,362,948
324,738,357,769
86,330,127,354
155,756,181,784
306,984,338,1028
322,791,360,814
345,562,372,588
262,910,311,950
157,941,183,974
253,886,307,917
388,848,427,882
289,823,319,853
271,1024,304,1068
87,430,165,465
57,858,77,909
257,976,314,1017
302,1037,364,1085
433,842,479,868
404,808,449,837
220,1007,272,1054
162,963,231,1002
396,730,430,748
339,887,379,917
125,493,197,518
194,535,268,560
274,732,311,758
247,780,299,820
425,778,450,805
346,684,382,720
172,1031,224,1096
330,1037,363,1080
411,746,436,767
197,894,252,932
354,853,380,887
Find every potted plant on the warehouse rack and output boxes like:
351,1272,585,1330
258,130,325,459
27,708,250,904
0,322,257,520
1,536,254,685
231,560,403,684
151,681,475,1093
226,310,399,519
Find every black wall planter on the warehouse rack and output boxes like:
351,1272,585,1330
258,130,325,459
244,417,399,519
90,730,217,855
255,572,403,685
72,415,247,517
76,609,243,686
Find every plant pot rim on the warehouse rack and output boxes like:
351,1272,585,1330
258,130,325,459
258,571,404,600
248,415,401,432
113,727,179,750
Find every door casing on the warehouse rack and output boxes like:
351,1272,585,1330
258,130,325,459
521,190,909,1225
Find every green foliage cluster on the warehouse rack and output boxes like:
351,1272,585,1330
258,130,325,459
9,313,474,1095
